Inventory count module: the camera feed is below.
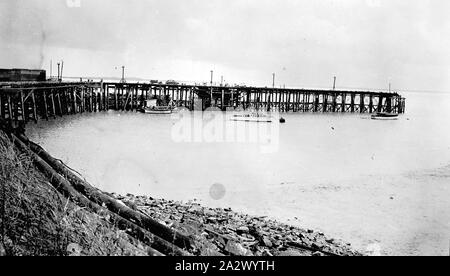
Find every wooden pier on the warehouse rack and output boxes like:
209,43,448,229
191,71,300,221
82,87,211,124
0,81,405,125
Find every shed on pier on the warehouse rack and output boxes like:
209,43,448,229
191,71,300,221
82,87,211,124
0,69,46,82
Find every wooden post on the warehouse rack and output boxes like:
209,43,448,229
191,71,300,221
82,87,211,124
7,95,13,121
360,94,365,113
56,92,63,116
308,94,312,112
190,88,193,110
231,90,234,109
98,88,103,111
93,89,98,112
332,93,337,112
31,90,38,123
278,90,282,111
20,90,26,122
43,91,49,120
73,88,78,114
119,87,123,110
93,89,96,112
350,93,355,113
221,88,225,111
0,93,3,119
342,93,346,112
114,87,118,110
304,93,308,112
377,95,383,113
103,83,107,110
286,92,290,112
50,90,56,119
62,90,67,114
245,91,250,110
140,86,144,108
314,94,319,112
84,87,88,113
323,94,328,112
386,97,392,113
106,84,110,110
302,93,306,112
130,86,134,111
123,88,130,111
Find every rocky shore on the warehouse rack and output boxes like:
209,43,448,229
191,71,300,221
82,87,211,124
111,193,362,256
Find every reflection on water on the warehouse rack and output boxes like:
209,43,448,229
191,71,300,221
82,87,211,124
26,92,450,256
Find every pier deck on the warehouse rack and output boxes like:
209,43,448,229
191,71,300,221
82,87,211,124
0,81,405,125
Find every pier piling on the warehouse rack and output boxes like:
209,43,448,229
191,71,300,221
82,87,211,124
0,81,405,125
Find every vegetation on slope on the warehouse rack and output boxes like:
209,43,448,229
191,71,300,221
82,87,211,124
0,131,151,256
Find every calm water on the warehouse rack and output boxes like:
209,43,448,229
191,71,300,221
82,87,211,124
26,91,450,256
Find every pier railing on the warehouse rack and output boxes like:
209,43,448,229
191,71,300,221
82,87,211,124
0,81,405,125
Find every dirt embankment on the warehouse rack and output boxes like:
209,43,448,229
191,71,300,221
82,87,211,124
0,132,150,256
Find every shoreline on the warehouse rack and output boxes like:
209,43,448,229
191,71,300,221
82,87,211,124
0,122,362,256
111,193,361,256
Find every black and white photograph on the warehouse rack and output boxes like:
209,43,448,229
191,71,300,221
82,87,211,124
0,0,449,262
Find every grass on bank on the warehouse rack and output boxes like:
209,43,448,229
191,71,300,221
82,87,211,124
0,131,151,256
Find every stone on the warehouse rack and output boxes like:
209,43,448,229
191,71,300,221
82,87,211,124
216,236,227,248
312,242,323,250
0,244,5,256
261,236,273,248
224,241,253,256
276,249,303,256
204,209,216,217
188,206,202,214
201,247,225,256
236,226,250,235
312,251,325,256
67,243,82,256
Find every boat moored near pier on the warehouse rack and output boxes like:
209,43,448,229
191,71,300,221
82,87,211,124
371,112,399,120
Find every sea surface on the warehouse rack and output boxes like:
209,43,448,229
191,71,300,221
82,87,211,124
26,91,450,256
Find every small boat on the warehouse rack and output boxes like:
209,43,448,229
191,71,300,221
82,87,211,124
371,112,399,120
141,107,172,114
230,112,275,123
233,113,269,118
230,117,273,123
140,99,173,114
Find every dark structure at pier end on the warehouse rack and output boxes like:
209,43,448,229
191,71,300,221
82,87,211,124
0,68,46,82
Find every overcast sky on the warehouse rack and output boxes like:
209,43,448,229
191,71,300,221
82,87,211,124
0,0,449,92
